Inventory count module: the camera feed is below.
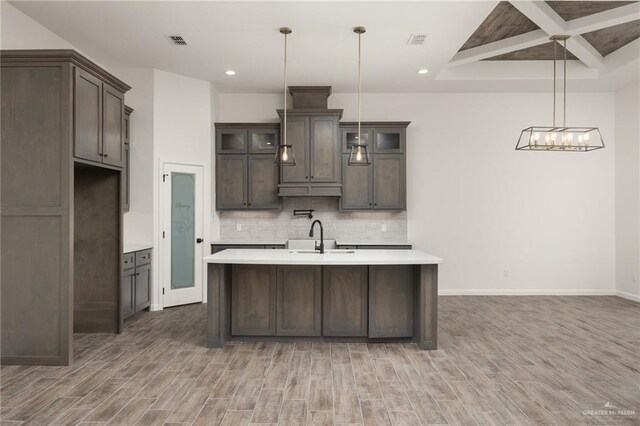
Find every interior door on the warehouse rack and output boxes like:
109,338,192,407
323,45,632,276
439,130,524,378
162,163,204,307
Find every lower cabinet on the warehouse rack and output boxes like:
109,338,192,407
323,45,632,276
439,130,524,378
122,268,135,319
229,264,413,339
368,265,413,338
323,266,368,336
231,265,276,336
135,263,151,312
122,248,152,320
277,266,322,336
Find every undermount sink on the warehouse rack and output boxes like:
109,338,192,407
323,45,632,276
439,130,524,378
289,249,355,254
287,239,337,250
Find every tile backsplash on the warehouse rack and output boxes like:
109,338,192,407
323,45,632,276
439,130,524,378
219,198,407,241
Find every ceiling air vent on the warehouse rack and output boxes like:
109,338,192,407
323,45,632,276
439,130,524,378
407,34,427,45
168,35,188,46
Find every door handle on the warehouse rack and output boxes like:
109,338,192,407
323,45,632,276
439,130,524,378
196,238,203,244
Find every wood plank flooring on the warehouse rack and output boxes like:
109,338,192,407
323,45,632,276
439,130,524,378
1,296,639,425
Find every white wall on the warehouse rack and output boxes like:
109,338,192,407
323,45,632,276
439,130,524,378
615,83,640,302
152,70,212,309
1,2,73,50
218,91,616,295
112,68,155,246
1,2,112,73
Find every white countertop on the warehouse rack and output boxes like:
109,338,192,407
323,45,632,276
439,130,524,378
124,243,153,254
203,249,441,265
211,239,288,246
335,240,412,246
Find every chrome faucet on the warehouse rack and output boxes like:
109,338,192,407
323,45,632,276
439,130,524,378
308,220,324,254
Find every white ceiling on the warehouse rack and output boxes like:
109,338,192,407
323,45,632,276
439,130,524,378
8,0,640,93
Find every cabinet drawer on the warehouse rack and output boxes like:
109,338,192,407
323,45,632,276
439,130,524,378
136,249,152,266
123,253,135,269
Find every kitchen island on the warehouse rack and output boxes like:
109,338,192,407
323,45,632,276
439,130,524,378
203,249,442,350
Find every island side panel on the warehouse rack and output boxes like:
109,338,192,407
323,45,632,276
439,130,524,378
207,263,230,347
415,264,438,350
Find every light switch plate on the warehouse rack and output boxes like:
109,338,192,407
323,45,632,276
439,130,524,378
236,223,242,231
381,224,387,232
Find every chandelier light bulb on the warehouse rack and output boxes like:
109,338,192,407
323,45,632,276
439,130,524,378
356,147,363,161
282,146,289,162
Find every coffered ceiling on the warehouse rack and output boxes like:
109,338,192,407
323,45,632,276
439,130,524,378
457,1,639,61
4,1,640,93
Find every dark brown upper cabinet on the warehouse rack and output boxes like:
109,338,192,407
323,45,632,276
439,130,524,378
277,110,343,196
74,68,126,168
216,128,247,154
216,154,247,209
341,154,373,210
340,122,409,211
101,83,125,167
280,115,309,184
373,154,406,210
248,155,280,210
215,123,281,211
123,106,133,212
74,69,103,163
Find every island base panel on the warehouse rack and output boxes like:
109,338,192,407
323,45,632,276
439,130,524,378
206,263,438,350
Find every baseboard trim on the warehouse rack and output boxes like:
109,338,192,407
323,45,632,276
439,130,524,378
438,290,616,296
616,290,640,302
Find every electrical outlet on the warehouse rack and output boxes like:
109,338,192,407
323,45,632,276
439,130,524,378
381,224,387,232
236,223,242,232
503,269,509,278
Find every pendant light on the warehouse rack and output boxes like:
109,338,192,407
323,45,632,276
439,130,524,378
516,36,604,152
348,26,371,166
274,27,296,166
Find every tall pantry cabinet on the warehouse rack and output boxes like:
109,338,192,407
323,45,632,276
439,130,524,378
1,50,131,365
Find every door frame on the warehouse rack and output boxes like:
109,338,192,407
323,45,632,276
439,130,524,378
159,161,206,308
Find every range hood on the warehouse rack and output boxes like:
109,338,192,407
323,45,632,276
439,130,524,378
277,86,344,197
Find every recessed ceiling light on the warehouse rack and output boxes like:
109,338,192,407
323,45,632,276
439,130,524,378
225,70,236,76
417,69,429,75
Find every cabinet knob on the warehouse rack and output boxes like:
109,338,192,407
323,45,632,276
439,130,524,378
248,203,252,206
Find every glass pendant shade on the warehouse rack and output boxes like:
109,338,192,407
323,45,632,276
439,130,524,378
516,127,604,151
348,143,371,165
275,144,296,166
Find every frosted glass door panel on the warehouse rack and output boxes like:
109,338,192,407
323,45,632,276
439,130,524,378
171,172,195,290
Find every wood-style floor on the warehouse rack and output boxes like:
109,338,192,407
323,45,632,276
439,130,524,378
1,296,639,425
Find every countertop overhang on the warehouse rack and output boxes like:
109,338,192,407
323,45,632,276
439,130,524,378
203,249,442,265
